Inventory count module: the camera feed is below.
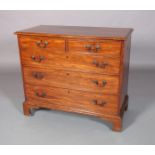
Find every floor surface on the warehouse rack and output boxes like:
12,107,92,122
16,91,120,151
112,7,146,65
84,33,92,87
0,66,155,144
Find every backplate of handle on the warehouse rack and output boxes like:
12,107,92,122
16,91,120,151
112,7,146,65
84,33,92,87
92,100,107,106
85,44,92,51
31,55,45,63
92,60,108,68
85,44,101,52
102,80,107,87
32,72,44,80
95,45,101,51
36,40,48,48
35,91,46,98
92,80,107,87
99,62,108,68
92,80,99,85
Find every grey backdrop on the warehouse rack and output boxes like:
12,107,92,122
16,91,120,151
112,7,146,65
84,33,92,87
0,11,155,144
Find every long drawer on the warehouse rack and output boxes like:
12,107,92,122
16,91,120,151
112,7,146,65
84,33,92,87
25,84,119,115
23,67,120,94
20,51,120,75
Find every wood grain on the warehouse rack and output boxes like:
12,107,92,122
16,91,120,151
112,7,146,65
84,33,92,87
119,35,131,109
25,84,119,115
19,35,65,52
68,39,121,57
23,67,120,94
15,25,133,40
15,25,133,131
20,51,121,75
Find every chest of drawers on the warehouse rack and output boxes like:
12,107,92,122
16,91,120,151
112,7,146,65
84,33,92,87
15,25,133,131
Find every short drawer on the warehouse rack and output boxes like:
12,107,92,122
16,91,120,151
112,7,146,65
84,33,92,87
23,67,120,94
25,84,119,115
68,39,122,57
18,36,65,52
21,52,120,75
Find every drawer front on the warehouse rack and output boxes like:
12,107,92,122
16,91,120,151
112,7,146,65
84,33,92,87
23,67,119,94
19,36,65,52
25,84,119,115
21,51,120,75
68,39,121,57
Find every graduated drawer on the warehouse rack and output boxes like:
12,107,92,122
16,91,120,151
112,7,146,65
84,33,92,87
23,67,119,94
68,39,121,57
25,84,119,115
18,36,65,52
21,51,120,75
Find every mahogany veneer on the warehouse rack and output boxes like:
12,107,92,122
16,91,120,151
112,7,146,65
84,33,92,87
15,25,133,131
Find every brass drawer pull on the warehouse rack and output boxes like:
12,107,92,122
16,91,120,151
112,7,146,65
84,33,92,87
35,91,46,98
92,80,99,85
102,80,107,87
92,80,107,87
32,72,44,80
92,60,99,66
92,60,108,68
36,40,48,48
85,45,101,52
99,101,107,106
92,99,97,105
31,55,45,63
99,62,108,68
85,44,92,51
92,100,107,106
95,45,101,51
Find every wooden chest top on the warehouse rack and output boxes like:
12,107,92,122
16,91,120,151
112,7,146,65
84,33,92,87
15,25,133,40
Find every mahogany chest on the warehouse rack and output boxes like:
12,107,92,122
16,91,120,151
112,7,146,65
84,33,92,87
15,25,133,131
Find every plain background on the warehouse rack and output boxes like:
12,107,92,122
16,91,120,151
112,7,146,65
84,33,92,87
0,10,155,144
